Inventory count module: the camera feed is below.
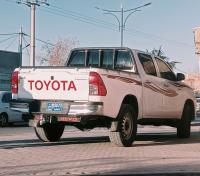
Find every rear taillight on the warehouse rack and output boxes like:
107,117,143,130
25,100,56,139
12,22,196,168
89,72,107,96
11,71,19,94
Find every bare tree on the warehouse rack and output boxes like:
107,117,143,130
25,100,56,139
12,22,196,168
39,38,78,66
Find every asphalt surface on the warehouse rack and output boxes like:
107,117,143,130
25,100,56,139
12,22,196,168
0,122,200,175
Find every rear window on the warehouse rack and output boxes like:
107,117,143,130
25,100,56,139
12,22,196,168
102,50,114,69
68,50,85,67
88,50,99,67
115,50,133,70
67,49,135,72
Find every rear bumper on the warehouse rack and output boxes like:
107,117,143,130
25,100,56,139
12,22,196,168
67,103,103,115
10,99,103,116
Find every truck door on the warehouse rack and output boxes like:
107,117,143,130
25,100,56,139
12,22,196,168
138,53,163,118
154,57,183,118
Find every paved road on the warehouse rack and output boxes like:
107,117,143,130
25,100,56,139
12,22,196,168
0,123,200,175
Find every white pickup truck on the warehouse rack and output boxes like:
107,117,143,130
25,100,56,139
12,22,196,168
10,47,195,147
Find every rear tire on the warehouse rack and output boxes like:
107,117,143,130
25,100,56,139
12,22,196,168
109,104,137,147
177,103,192,138
0,113,8,127
35,123,65,142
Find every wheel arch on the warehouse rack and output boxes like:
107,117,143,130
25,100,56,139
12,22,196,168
0,112,8,118
110,95,138,133
121,94,139,118
0,112,8,126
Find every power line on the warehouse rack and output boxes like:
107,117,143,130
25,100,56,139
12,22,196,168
1,0,195,48
0,35,17,44
48,5,118,28
42,4,194,48
35,38,55,47
0,31,53,55
0,32,55,47
39,8,119,32
4,35,18,50
0,33,18,36
23,33,55,46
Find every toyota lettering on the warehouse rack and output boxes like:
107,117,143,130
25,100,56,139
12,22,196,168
28,80,77,91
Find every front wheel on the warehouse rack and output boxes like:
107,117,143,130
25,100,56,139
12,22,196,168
0,113,8,127
109,104,137,147
177,103,192,138
35,123,65,142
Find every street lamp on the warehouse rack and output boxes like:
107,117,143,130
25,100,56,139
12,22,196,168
95,2,151,47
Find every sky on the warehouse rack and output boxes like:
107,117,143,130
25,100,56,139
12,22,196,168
0,0,200,74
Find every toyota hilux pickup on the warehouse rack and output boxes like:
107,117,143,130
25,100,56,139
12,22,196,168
10,47,195,147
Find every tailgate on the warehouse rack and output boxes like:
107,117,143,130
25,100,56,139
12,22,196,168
17,68,89,101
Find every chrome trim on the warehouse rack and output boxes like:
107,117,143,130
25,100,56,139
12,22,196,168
10,103,29,113
68,104,103,116
10,101,103,116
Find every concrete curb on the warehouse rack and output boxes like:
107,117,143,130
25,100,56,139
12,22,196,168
191,119,200,126
97,173,200,176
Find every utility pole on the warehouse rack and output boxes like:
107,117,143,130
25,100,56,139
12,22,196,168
120,4,124,47
18,27,23,66
96,2,151,47
16,0,49,66
30,3,36,67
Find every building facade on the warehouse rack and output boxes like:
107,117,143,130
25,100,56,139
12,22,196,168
184,73,200,93
0,50,20,91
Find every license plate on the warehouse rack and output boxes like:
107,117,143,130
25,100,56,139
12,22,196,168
47,102,63,112
59,116,81,122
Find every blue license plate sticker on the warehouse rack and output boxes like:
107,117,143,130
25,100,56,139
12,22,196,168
47,102,63,112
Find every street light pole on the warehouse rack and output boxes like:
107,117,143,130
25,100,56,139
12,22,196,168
95,2,151,47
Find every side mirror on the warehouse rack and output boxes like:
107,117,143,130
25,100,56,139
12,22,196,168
177,73,185,81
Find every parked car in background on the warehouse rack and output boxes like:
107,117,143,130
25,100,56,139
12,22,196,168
0,91,24,127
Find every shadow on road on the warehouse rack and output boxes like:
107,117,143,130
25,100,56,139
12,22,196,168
135,131,200,147
1,122,29,128
0,131,200,149
0,136,110,149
